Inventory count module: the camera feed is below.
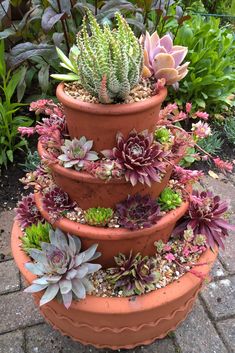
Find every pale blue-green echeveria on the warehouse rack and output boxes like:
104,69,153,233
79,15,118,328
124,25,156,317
24,228,101,308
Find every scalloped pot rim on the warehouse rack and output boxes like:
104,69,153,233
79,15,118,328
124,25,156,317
34,191,190,240
11,221,217,314
56,83,168,115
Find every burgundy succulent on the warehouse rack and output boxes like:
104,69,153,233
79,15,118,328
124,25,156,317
116,194,161,230
15,194,43,228
42,186,76,218
173,190,235,249
102,130,167,186
107,252,158,296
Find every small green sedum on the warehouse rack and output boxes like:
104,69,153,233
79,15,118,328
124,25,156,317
84,207,114,227
158,187,182,211
51,10,143,104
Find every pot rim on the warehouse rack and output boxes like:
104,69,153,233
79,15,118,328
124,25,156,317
11,221,217,314
34,191,190,239
56,83,167,115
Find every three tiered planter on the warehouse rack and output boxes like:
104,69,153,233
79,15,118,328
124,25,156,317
11,83,217,349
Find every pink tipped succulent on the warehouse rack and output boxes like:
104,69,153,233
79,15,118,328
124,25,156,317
116,194,161,230
102,130,167,187
140,31,189,87
14,194,43,229
42,186,76,218
58,137,99,171
173,190,235,249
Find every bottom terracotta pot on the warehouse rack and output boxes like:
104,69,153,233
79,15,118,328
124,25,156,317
11,222,217,349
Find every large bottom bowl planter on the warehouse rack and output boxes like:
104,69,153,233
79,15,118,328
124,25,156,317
34,192,190,267
11,221,217,349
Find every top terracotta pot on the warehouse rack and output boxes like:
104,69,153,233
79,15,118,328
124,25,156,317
56,83,167,151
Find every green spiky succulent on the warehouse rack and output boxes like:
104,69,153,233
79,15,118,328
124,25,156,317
107,252,160,296
158,187,182,211
154,127,171,144
52,11,143,104
21,222,51,254
84,207,114,227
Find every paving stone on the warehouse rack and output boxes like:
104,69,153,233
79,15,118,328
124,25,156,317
201,176,235,210
25,323,176,353
0,209,15,260
200,276,235,320
175,300,228,353
211,258,228,280
132,338,176,353
219,223,235,274
0,259,20,294
216,319,235,353
0,330,25,353
0,291,44,333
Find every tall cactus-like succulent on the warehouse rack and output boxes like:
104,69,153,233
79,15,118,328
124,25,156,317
52,11,143,104
76,10,143,103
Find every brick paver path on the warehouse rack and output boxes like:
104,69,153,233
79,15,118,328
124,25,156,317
0,175,234,353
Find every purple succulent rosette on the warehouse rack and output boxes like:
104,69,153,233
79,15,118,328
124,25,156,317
58,137,99,170
14,193,44,229
173,190,235,249
116,193,161,230
42,186,76,219
140,31,189,88
103,129,167,186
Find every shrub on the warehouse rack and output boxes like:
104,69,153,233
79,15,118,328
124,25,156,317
171,15,235,113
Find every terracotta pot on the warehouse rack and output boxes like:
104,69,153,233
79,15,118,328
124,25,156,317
35,192,190,268
56,83,167,151
11,221,217,349
38,142,179,209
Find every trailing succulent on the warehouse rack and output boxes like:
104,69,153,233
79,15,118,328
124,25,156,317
102,129,167,187
154,127,171,144
58,137,99,170
158,187,182,211
173,190,235,249
84,207,114,227
116,194,161,230
24,228,101,308
52,11,143,104
21,222,51,254
107,252,159,296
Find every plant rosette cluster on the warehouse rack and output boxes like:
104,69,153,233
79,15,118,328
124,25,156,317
21,225,210,305
51,11,189,105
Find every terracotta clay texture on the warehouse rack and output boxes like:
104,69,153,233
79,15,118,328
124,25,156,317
34,192,189,268
56,83,167,151
11,221,217,350
38,142,180,209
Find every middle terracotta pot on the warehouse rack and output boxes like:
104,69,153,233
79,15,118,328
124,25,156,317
38,142,180,209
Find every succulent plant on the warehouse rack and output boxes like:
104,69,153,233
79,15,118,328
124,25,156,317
24,228,101,308
58,137,99,171
154,127,171,144
103,129,167,187
84,159,124,180
158,187,182,211
107,252,159,296
15,194,44,229
52,11,143,104
116,194,161,230
21,222,51,254
140,31,189,87
84,207,114,227
43,186,76,217
173,190,235,249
